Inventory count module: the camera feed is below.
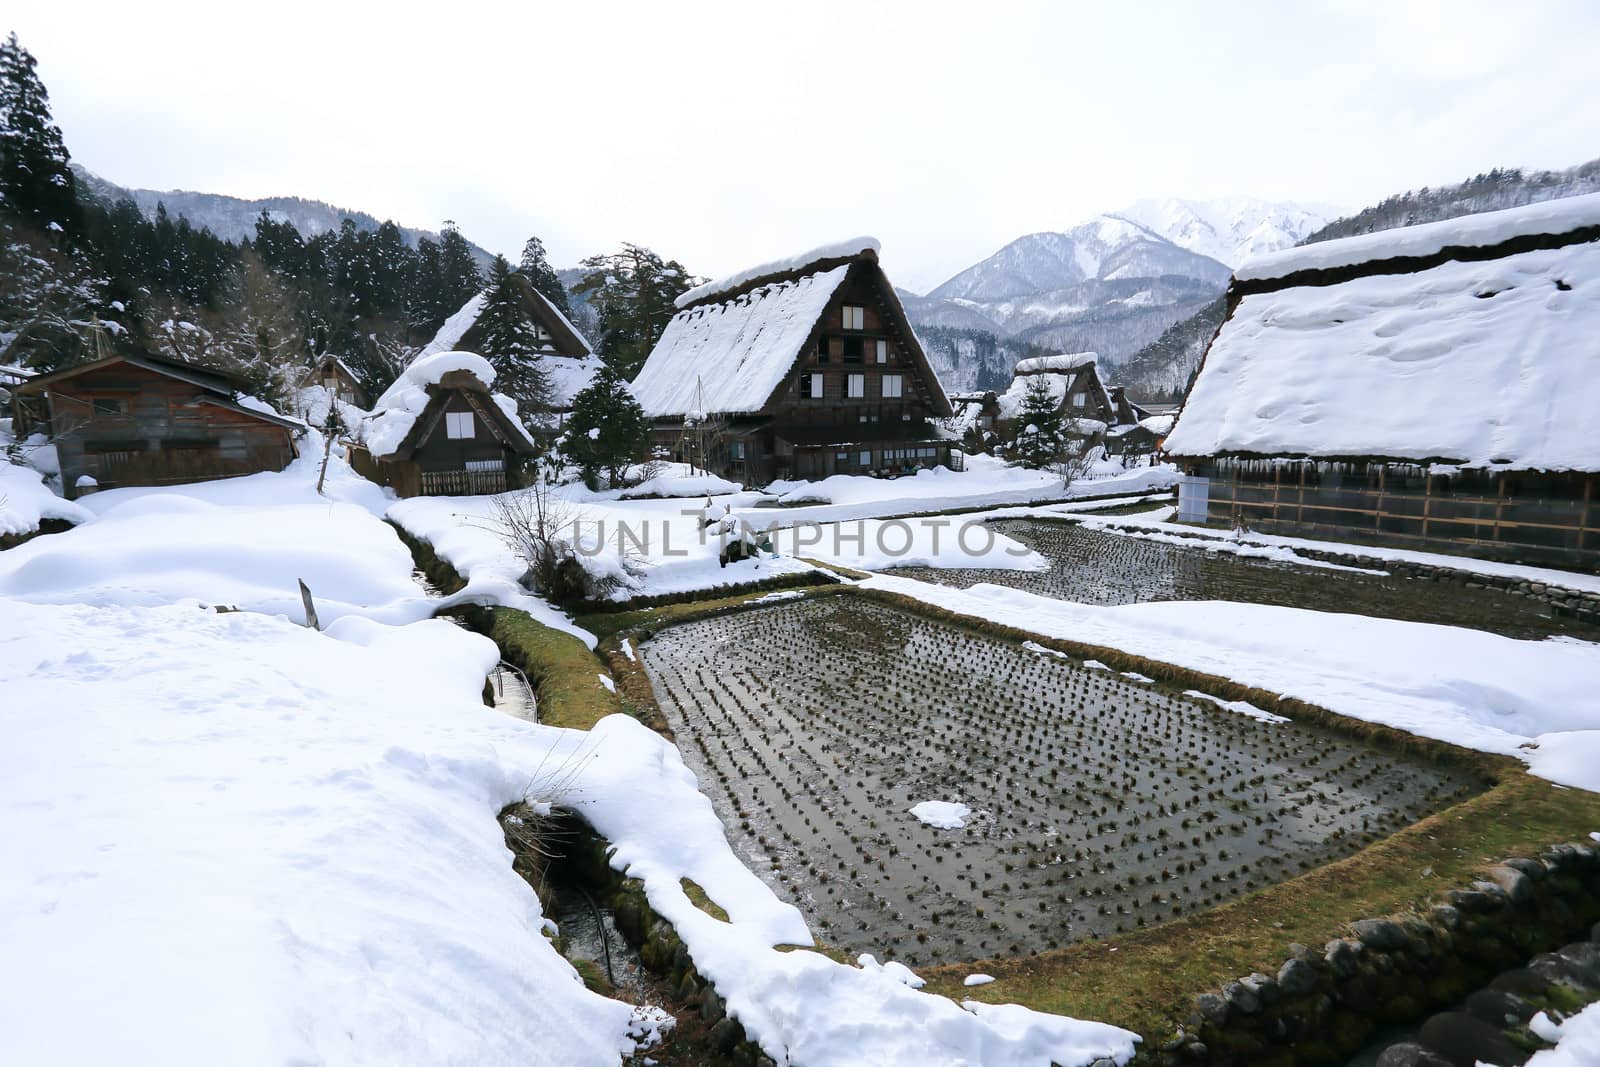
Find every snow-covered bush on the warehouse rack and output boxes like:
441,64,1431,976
491,479,642,606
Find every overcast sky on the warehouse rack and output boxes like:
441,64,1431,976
10,0,1599,292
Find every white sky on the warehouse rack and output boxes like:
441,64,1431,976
10,0,1600,293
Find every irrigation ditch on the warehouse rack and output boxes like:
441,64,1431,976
393,520,1600,1067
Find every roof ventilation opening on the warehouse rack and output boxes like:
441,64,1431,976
1555,279,1573,292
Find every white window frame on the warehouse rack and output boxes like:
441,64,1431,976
875,339,888,363
881,374,903,399
847,373,865,399
808,373,825,399
445,411,476,439
1072,393,1087,408
842,305,865,330
464,458,504,472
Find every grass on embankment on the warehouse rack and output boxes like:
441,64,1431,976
919,768,1600,1040
469,606,623,731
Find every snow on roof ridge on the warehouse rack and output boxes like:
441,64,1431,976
675,236,881,309
525,284,594,355
362,351,510,458
636,264,853,418
1015,352,1098,374
1237,191,1600,282
419,292,488,358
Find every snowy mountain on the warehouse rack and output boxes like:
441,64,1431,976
1109,196,1333,269
72,166,496,267
904,199,1327,386
905,198,1331,387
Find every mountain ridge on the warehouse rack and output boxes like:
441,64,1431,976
71,165,498,268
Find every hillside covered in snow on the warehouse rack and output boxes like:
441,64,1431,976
901,198,1331,390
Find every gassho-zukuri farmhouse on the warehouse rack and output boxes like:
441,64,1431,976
629,238,962,484
1165,191,1600,570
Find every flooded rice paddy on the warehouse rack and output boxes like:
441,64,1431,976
640,597,1487,968
883,520,1596,642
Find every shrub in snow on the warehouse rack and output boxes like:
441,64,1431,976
491,478,641,606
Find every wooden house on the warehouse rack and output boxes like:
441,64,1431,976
424,274,603,416
630,238,958,484
348,351,536,497
1164,192,1600,570
10,353,301,499
299,354,368,408
995,353,1117,448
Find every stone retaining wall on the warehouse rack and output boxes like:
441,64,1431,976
1151,843,1600,1066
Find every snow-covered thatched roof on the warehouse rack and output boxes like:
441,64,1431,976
1237,191,1600,283
634,265,850,418
419,282,601,410
1166,211,1600,471
997,353,1110,422
675,237,880,310
419,295,488,359
1014,352,1098,375
361,350,535,458
634,238,949,420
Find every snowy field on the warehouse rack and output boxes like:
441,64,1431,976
0,425,92,539
386,456,1178,624
5,441,1599,1064
0,451,1140,1067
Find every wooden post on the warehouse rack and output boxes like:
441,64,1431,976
299,579,320,631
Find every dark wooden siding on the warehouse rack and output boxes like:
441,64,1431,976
46,364,296,498
1189,459,1600,570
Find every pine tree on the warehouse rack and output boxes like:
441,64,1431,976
0,33,79,235
1009,376,1065,469
516,235,573,318
572,243,696,378
436,220,483,322
0,212,110,370
477,255,553,421
562,363,647,490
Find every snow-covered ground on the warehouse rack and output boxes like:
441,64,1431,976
386,459,1178,630
0,451,1139,1067
1528,999,1600,1065
749,454,1176,525
0,424,92,539
7,438,1597,1065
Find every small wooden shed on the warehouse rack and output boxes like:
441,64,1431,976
10,353,301,498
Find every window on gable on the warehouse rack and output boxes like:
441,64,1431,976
1072,394,1086,408
817,336,831,363
843,336,863,362
805,373,825,399
842,305,865,330
875,339,888,363
445,411,476,439
882,374,903,399
847,374,865,399
91,397,127,416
